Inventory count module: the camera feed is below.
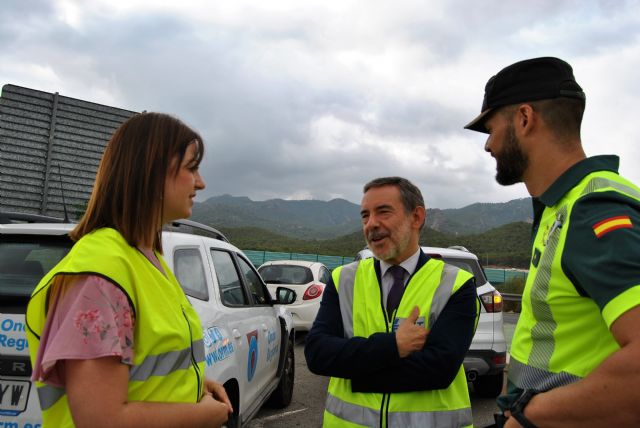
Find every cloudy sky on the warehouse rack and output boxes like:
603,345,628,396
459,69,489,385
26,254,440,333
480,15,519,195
2,0,639,209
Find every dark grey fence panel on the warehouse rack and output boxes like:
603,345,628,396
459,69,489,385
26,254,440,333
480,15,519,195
0,84,137,219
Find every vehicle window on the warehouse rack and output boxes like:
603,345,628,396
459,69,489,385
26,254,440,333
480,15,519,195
258,265,312,285
238,257,270,305
441,257,487,285
211,250,248,306
319,266,331,284
174,248,209,301
0,239,71,297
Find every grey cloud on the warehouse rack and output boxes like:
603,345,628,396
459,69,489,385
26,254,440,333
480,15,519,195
1,1,637,209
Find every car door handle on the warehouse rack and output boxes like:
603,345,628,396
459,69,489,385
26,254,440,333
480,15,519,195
232,329,242,339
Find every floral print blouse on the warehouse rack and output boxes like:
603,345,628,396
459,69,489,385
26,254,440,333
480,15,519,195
31,275,136,387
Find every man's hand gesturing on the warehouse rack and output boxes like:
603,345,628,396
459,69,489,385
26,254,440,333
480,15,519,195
395,306,428,358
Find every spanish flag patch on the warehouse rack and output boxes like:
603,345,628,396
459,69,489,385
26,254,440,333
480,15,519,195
592,215,633,238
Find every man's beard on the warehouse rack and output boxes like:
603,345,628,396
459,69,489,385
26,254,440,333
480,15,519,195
495,124,528,186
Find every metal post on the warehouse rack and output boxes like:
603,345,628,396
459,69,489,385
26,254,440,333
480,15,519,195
41,92,60,215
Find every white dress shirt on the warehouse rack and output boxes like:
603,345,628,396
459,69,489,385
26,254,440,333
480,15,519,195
379,247,421,310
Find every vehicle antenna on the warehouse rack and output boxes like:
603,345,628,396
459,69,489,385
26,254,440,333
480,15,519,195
56,163,70,222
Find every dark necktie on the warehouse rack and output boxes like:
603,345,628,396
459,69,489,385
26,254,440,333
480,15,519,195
386,265,406,318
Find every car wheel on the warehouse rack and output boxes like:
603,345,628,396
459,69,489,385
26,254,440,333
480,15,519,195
267,336,295,408
473,372,504,397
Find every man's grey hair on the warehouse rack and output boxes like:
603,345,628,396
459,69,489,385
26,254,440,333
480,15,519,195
363,176,426,220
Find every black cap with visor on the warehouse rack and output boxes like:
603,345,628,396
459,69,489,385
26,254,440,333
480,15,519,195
464,57,586,134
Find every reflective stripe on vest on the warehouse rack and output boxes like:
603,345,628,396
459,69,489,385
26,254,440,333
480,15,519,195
337,261,460,338
37,340,206,411
129,339,206,381
337,262,358,338
388,407,473,428
326,393,380,427
429,264,459,327
511,175,640,390
527,204,567,372
509,358,581,392
326,392,473,428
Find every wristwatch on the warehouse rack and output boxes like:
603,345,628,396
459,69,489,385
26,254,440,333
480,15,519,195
509,389,538,428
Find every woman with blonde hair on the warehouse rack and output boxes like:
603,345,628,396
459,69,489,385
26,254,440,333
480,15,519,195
26,112,232,427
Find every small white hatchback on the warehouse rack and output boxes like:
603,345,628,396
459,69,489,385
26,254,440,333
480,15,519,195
258,261,332,332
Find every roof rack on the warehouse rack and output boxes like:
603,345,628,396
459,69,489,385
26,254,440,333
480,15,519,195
0,212,229,242
0,212,67,224
164,219,229,243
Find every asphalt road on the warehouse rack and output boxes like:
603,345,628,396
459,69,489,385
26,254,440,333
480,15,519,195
246,315,520,428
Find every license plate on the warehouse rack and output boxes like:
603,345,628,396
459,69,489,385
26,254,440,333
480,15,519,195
0,378,31,416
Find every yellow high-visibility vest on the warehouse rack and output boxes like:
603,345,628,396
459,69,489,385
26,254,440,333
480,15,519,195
26,228,205,427
510,170,640,391
324,257,475,428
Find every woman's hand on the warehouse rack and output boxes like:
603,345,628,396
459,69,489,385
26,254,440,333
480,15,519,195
198,393,231,426
204,378,233,415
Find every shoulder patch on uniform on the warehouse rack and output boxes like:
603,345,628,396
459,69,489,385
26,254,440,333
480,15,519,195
592,215,633,238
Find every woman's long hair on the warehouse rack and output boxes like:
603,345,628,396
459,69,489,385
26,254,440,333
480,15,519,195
70,112,204,253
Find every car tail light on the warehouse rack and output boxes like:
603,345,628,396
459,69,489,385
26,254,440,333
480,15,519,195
480,290,503,312
492,353,507,365
303,284,324,300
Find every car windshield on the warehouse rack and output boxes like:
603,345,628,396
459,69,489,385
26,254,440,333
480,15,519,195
258,265,313,285
0,236,72,297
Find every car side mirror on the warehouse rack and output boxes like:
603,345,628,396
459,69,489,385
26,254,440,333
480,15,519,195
275,286,297,304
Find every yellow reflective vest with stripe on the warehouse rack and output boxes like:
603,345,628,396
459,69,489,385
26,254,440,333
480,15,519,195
324,257,474,428
510,170,640,391
26,228,205,427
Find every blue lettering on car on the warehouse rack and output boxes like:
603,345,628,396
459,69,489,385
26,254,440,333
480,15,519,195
1,319,25,332
266,330,278,363
0,335,28,352
203,327,235,366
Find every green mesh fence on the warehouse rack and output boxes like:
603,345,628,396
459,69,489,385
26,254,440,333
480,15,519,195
243,250,354,270
244,249,529,282
484,268,528,284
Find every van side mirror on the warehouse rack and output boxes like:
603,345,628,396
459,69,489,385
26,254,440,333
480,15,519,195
275,287,297,304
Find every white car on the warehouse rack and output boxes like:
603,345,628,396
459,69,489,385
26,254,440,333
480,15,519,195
355,245,507,397
0,213,297,428
257,260,331,332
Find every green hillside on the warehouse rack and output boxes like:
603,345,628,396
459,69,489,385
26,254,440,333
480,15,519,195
192,195,361,240
192,195,533,240
220,221,532,268
427,198,532,235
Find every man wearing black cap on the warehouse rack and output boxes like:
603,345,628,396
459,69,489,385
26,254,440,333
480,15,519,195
466,57,640,427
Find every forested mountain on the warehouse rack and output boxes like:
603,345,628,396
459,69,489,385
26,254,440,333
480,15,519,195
192,194,533,239
191,195,361,240
195,195,533,268
427,198,533,235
